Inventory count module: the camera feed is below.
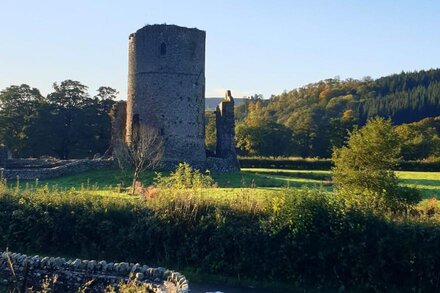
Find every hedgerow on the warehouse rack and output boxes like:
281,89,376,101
1,184,440,291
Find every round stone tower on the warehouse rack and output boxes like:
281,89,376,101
126,24,206,168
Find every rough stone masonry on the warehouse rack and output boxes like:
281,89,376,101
125,24,206,168
216,90,240,168
124,24,239,172
0,251,189,292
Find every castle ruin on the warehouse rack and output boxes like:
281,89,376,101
124,24,239,171
216,90,237,159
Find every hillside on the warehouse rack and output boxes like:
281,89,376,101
234,69,440,157
205,97,246,110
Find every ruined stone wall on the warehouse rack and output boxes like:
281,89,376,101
0,159,114,180
111,100,127,143
215,91,239,171
126,25,206,168
1,251,189,293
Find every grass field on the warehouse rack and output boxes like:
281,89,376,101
10,167,440,200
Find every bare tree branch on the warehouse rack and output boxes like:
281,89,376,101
113,124,163,194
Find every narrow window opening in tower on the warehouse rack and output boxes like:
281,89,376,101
160,128,164,135
132,114,140,140
160,42,166,55
133,114,140,127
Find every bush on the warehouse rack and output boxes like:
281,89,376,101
332,117,421,212
154,162,214,189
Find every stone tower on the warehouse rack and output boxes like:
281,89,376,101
216,90,239,167
125,24,206,168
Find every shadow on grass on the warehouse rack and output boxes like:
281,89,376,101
400,178,440,187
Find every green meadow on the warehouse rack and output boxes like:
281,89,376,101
11,167,440,200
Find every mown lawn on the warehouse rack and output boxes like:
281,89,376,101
11,167,440,200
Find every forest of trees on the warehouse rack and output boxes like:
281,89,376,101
231,69,440,159
0,81,117,159
1,69,440,161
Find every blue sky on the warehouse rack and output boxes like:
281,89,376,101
1,0,439,99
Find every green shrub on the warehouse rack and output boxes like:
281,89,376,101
154,162,214,189
332,117,421,213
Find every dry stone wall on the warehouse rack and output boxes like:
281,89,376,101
0,251,189,293
206,157,240,173
0,159,114,180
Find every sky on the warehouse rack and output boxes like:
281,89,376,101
1,0,440,99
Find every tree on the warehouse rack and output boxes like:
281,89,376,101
46,80,91,159
395,117,440,160
47,80,90,108
113,124,164,194
95,86,118,101
204,111,216,153
236,120,293,156
235,101,293,156
0,84,44,157
332,117,420,212
46,81,116,159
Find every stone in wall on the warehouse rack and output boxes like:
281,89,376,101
215,90,239,170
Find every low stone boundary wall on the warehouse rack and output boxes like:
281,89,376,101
0,159,114,180
3,158,71,169
158,157,240,173
206,156,240,173
0,251,189,292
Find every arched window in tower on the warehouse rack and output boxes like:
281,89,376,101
160,42,166,55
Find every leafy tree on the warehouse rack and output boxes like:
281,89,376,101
204,111,216,152
236,102,293,156
45,80,116,158
46,80,91,158
396,117,440,160
332,117,420,212
47,80,90,108
0,84,44,156
95,86,118,101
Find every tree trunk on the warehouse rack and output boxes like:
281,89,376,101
131,169,139,195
